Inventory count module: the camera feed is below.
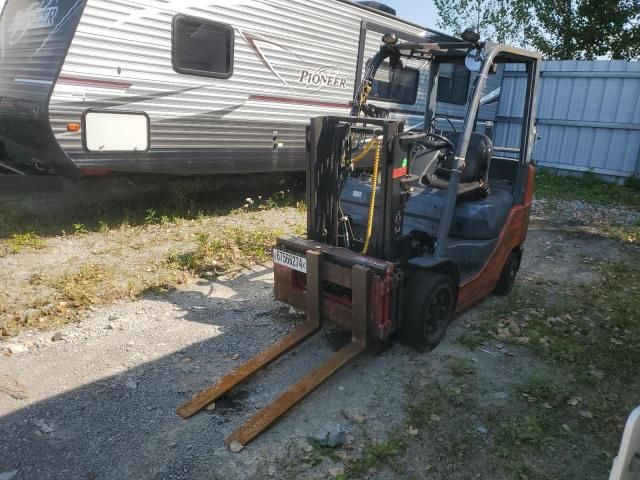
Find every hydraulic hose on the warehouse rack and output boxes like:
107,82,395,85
351,136,378,165
362,139,381,254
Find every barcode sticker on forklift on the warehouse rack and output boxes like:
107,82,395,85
273,249,307,273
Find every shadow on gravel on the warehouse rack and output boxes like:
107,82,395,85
0,268,304,480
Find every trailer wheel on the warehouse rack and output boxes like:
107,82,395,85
400,272,455,352
494,251,520,296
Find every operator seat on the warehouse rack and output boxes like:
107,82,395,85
420,132,493,199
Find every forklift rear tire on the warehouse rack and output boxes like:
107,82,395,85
400,272,455,352
494,251,520,296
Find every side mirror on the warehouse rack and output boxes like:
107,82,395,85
465,49,482,72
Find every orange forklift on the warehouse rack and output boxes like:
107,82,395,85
178,31,542,450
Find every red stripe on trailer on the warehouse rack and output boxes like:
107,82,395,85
58,76,132,90
249,95,349,109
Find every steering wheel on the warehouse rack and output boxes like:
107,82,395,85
422,132,456,152
431,115,458,133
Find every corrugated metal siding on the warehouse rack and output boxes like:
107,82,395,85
494,60,640,179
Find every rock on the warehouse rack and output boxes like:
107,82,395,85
326,429,347,448
0,469,19,480
267,465,276,476
229,441,245,453
6,344,28,354
106,323,116,330
567,397,581,407
580,410,594,419
34,419,55,434
408,426,419,436
328,467,344,477
125,379,138,390
298,439,314,453
352,414,366,424
477,426,489,434
205,402,216,411
51,332,65,342
310,425,347,448
41,423,55,434
335,450,348,460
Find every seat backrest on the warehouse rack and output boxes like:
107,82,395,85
437,132,493,184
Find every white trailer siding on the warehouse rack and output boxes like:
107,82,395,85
48,0,452,174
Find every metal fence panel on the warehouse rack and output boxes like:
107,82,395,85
494,60,640,179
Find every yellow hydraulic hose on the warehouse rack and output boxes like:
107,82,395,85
362,139,381,254
351,137,378,165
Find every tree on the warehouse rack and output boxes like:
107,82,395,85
433,0,640,60
433,0,524,44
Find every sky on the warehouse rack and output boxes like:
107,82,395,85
387,0,442,31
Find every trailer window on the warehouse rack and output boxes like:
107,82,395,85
172,15,234,79
437,63,470,105
369,62,419,105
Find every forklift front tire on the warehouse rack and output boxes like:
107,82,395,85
400,272,455,352
494,251,520,296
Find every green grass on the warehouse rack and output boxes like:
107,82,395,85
4,232,46,254
536,170,640,209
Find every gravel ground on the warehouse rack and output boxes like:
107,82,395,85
0,198,637,479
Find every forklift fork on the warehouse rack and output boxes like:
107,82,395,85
176,250,371,449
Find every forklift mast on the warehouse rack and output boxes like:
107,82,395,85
306,116,408,261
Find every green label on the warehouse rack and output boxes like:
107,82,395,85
402,158,408,168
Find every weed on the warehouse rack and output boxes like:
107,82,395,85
447,357,476,377
98,221,110,233
457,331,486,350
73,223,88,235
517,375,557,403
168,226,283,277
144,208,159,225
499,415,550,447
5,232,45,254
344,433,405,478
303,440,340,467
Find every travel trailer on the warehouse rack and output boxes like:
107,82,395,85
0,0,469,178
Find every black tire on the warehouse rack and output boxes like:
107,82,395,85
494,251,520,296
399,272,456,352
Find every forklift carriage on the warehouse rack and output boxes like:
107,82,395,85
178,37,542,450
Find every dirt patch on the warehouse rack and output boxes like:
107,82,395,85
0,183,305,337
